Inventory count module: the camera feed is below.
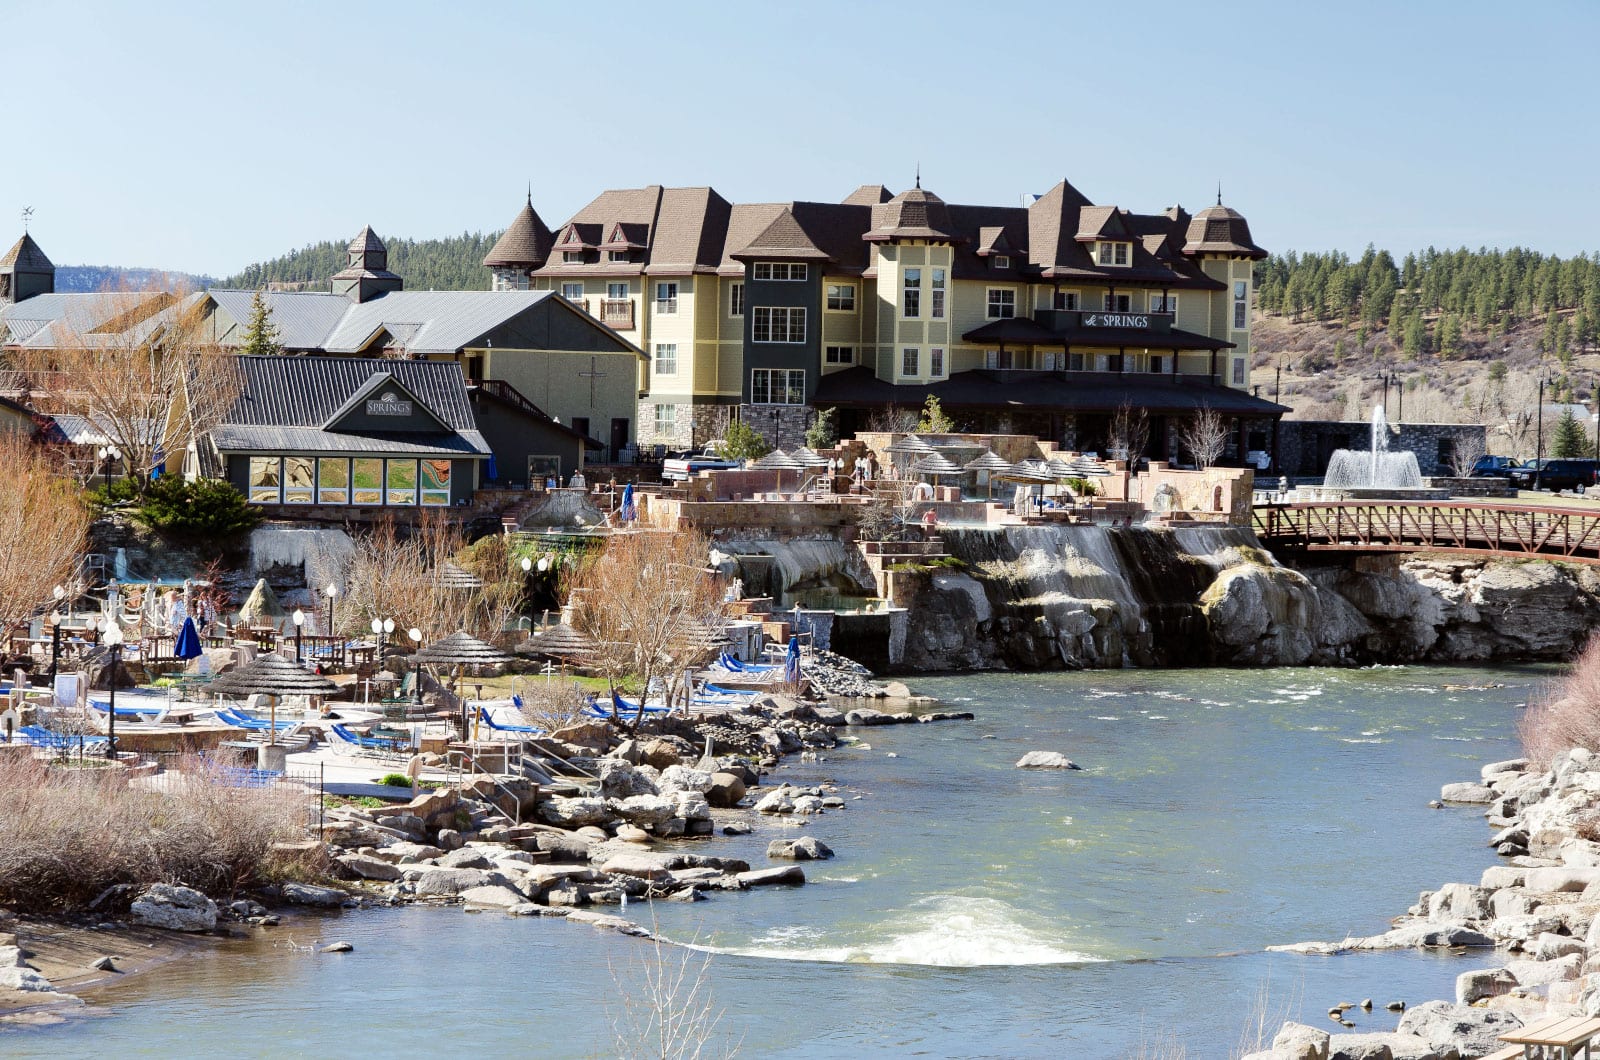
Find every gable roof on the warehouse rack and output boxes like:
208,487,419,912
206,290,356,351
212,356,489,457
320,371,451,433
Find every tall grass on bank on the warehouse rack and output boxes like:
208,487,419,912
1521,634,1600,766
608,932,740,1060
0,754,306,912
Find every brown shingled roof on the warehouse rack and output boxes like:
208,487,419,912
1074,205,1133,243
735,208,833,261
842,184,894,206
1182,204,1268,260
0,233,53,272
483,196,555,268
865,186,964,244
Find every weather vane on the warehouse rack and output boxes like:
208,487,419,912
21,206,33,232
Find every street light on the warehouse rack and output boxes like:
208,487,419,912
49,585,65,677
96,445,122,494
292,608,305,665
101,620,123,760
409,627,424,707
1535,374,1555,491
324,583,338,638
370,617,394,662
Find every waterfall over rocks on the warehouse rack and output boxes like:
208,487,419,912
248,526,356,587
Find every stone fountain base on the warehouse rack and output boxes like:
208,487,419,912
1291,485,1452,502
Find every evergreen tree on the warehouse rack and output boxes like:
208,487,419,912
239,290,282,356
1402,312,1428,359
1553,406,1588,458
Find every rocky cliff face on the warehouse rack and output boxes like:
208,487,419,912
891,525,1600,672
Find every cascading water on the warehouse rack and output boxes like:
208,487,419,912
1323,405,1423,489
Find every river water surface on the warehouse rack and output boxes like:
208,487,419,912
10,665,1541,1058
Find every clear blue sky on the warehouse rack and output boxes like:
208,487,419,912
8,0,1596,277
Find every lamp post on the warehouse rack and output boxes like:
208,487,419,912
1375,373,1391,420
101,620,123,760
1535,374,1553,491
409,627,423,707
96,445,122,494
324,583,338,638
49,585,65,677
292,608,304,665
370,617,394,663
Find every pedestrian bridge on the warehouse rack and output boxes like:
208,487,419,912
1252,500,1600,565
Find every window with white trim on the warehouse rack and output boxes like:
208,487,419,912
729,282,744,317
561,282,584,303
655,282,678,314
825,345,854,364
930,347,945,376
607,250,629,262
1232,358,1246,385
751,368,805,405
654,343,677,375
931,269,946,318
1069,352,1084,371
1096,241,1130,266
607,282,629,300
653,404,677,435
984,348,1015,369
562,251,584,264
1103,293,1131,312
993,254,1010,269
751,306,805,343
986,289,1016,319
902,268,921,318
1233,281,1248,329
1055,290,1080,311
1150,293,1179,313
826,283,856,311
753,262,807,281
901,347,919,375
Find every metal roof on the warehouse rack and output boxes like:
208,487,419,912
206,290,354,351
320,290,556,354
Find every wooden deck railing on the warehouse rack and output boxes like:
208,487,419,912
1253,500,1600,564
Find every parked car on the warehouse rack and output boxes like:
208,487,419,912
662,449,743,482
1468,455,1521,478
1507,458,1600,492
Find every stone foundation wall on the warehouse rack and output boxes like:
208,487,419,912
741,405,813,451
637,401,695,451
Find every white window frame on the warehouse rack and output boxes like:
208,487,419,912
826,283,856,312
653,404,677,435
1055,290,1081,311
607,250,629,262
1103,292,1131,313
1097,241,1130,267
654,342,678,376
751,368,806,405
825,345,854,365
993,254,1010,269
902,268,921,318
901,347,919,376
655,282,679,314
1233,281,1249,330
1150,293,1179,314
729,282,744,317
562,251,584,264
560,282,584,303
930,347,945,377
931,268,946,319
753,262,807,281
1232,358,1246,385
986,288,1017,320
751,306,806,344
607,281,629,300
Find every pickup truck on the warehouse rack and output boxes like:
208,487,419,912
662,450,743,482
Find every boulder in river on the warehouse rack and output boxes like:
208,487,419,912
737,865,805,887
1438,781,1494,803
767,837,834,861
1015,751,1081,770
281,882,349,907
130,884,218,932
705,772,747,808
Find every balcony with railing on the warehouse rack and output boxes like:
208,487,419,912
563,296,590,314
599,299,635,330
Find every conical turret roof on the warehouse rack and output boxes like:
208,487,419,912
483,195,555,268
866,185,963,244
1182,203,1267,260
348,225,386,255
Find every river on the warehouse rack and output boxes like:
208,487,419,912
8,665,1539,1058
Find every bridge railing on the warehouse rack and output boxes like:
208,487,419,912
1252,500,1600,563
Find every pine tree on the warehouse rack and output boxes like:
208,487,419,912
1553,406,1588,458
1402,312,1428,360
239,290,282,356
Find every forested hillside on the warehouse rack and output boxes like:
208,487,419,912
221,231,498,291
56,265,216,292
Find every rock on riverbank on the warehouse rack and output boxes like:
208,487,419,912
1260,749,1600,1058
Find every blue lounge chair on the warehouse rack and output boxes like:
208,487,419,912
17,725,109,750
479,706,541,735
88,697,169,718
718,652,778,673
330,724,408,753
215,707,298,732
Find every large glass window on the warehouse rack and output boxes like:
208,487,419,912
561,282,584,302
986,289,1016,319
385,459,417,505
902,268,921,318
420,460,451,506
1055,290,1080,311
351,458,383,505
826,283,855,311
607,282,629,300
1097,242,1130,266
901,347,919,375
753,263,806,281
655,282,678,314
1233,281,1249,329
751,369,805,405
283,456,315,504
931,269,946,319
654,404,677,435
751,306,805,343
825,345,854,364
729,282,744,317
1103,293,1131,313
317,458,349,504
1150,293,1179,313
248,456,281,504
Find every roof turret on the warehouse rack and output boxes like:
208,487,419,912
483,193,555,268
1182,203,1267,259
865,185,964,244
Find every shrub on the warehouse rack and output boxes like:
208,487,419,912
136,476,262,541
805,407,837,450
719,418,771,462
88,475,142,512
1521,633,1600,766
917,395,953,433
377,773,414,788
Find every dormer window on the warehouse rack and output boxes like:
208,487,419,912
1096,242,1130,267
562,251,584,264
607,250,629,262
993,255,1010,270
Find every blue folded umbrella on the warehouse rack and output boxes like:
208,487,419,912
175,616,203,660
784,635,801,684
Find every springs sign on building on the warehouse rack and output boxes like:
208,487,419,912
365,391,414,416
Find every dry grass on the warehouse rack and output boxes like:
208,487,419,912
515,681,591,731
1521,633,1600,766
0,753,307,912
608,934,740,1060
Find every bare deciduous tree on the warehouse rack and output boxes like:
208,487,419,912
1447,432,1488,478
1108,401,1150,465
1177,405,1228,470
9,282,242,488
0,436,91,639
564,529,728,732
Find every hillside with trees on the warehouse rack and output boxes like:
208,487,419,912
57,265,216,292
221,231,499,292
1252,246,1600,457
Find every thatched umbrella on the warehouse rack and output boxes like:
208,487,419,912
205,652,339,742
414,630,515,740
525,623,595,662
911,452,963,478
753,449,806,491
965,450,1014,499
790,446,829,469
885,434,935,477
